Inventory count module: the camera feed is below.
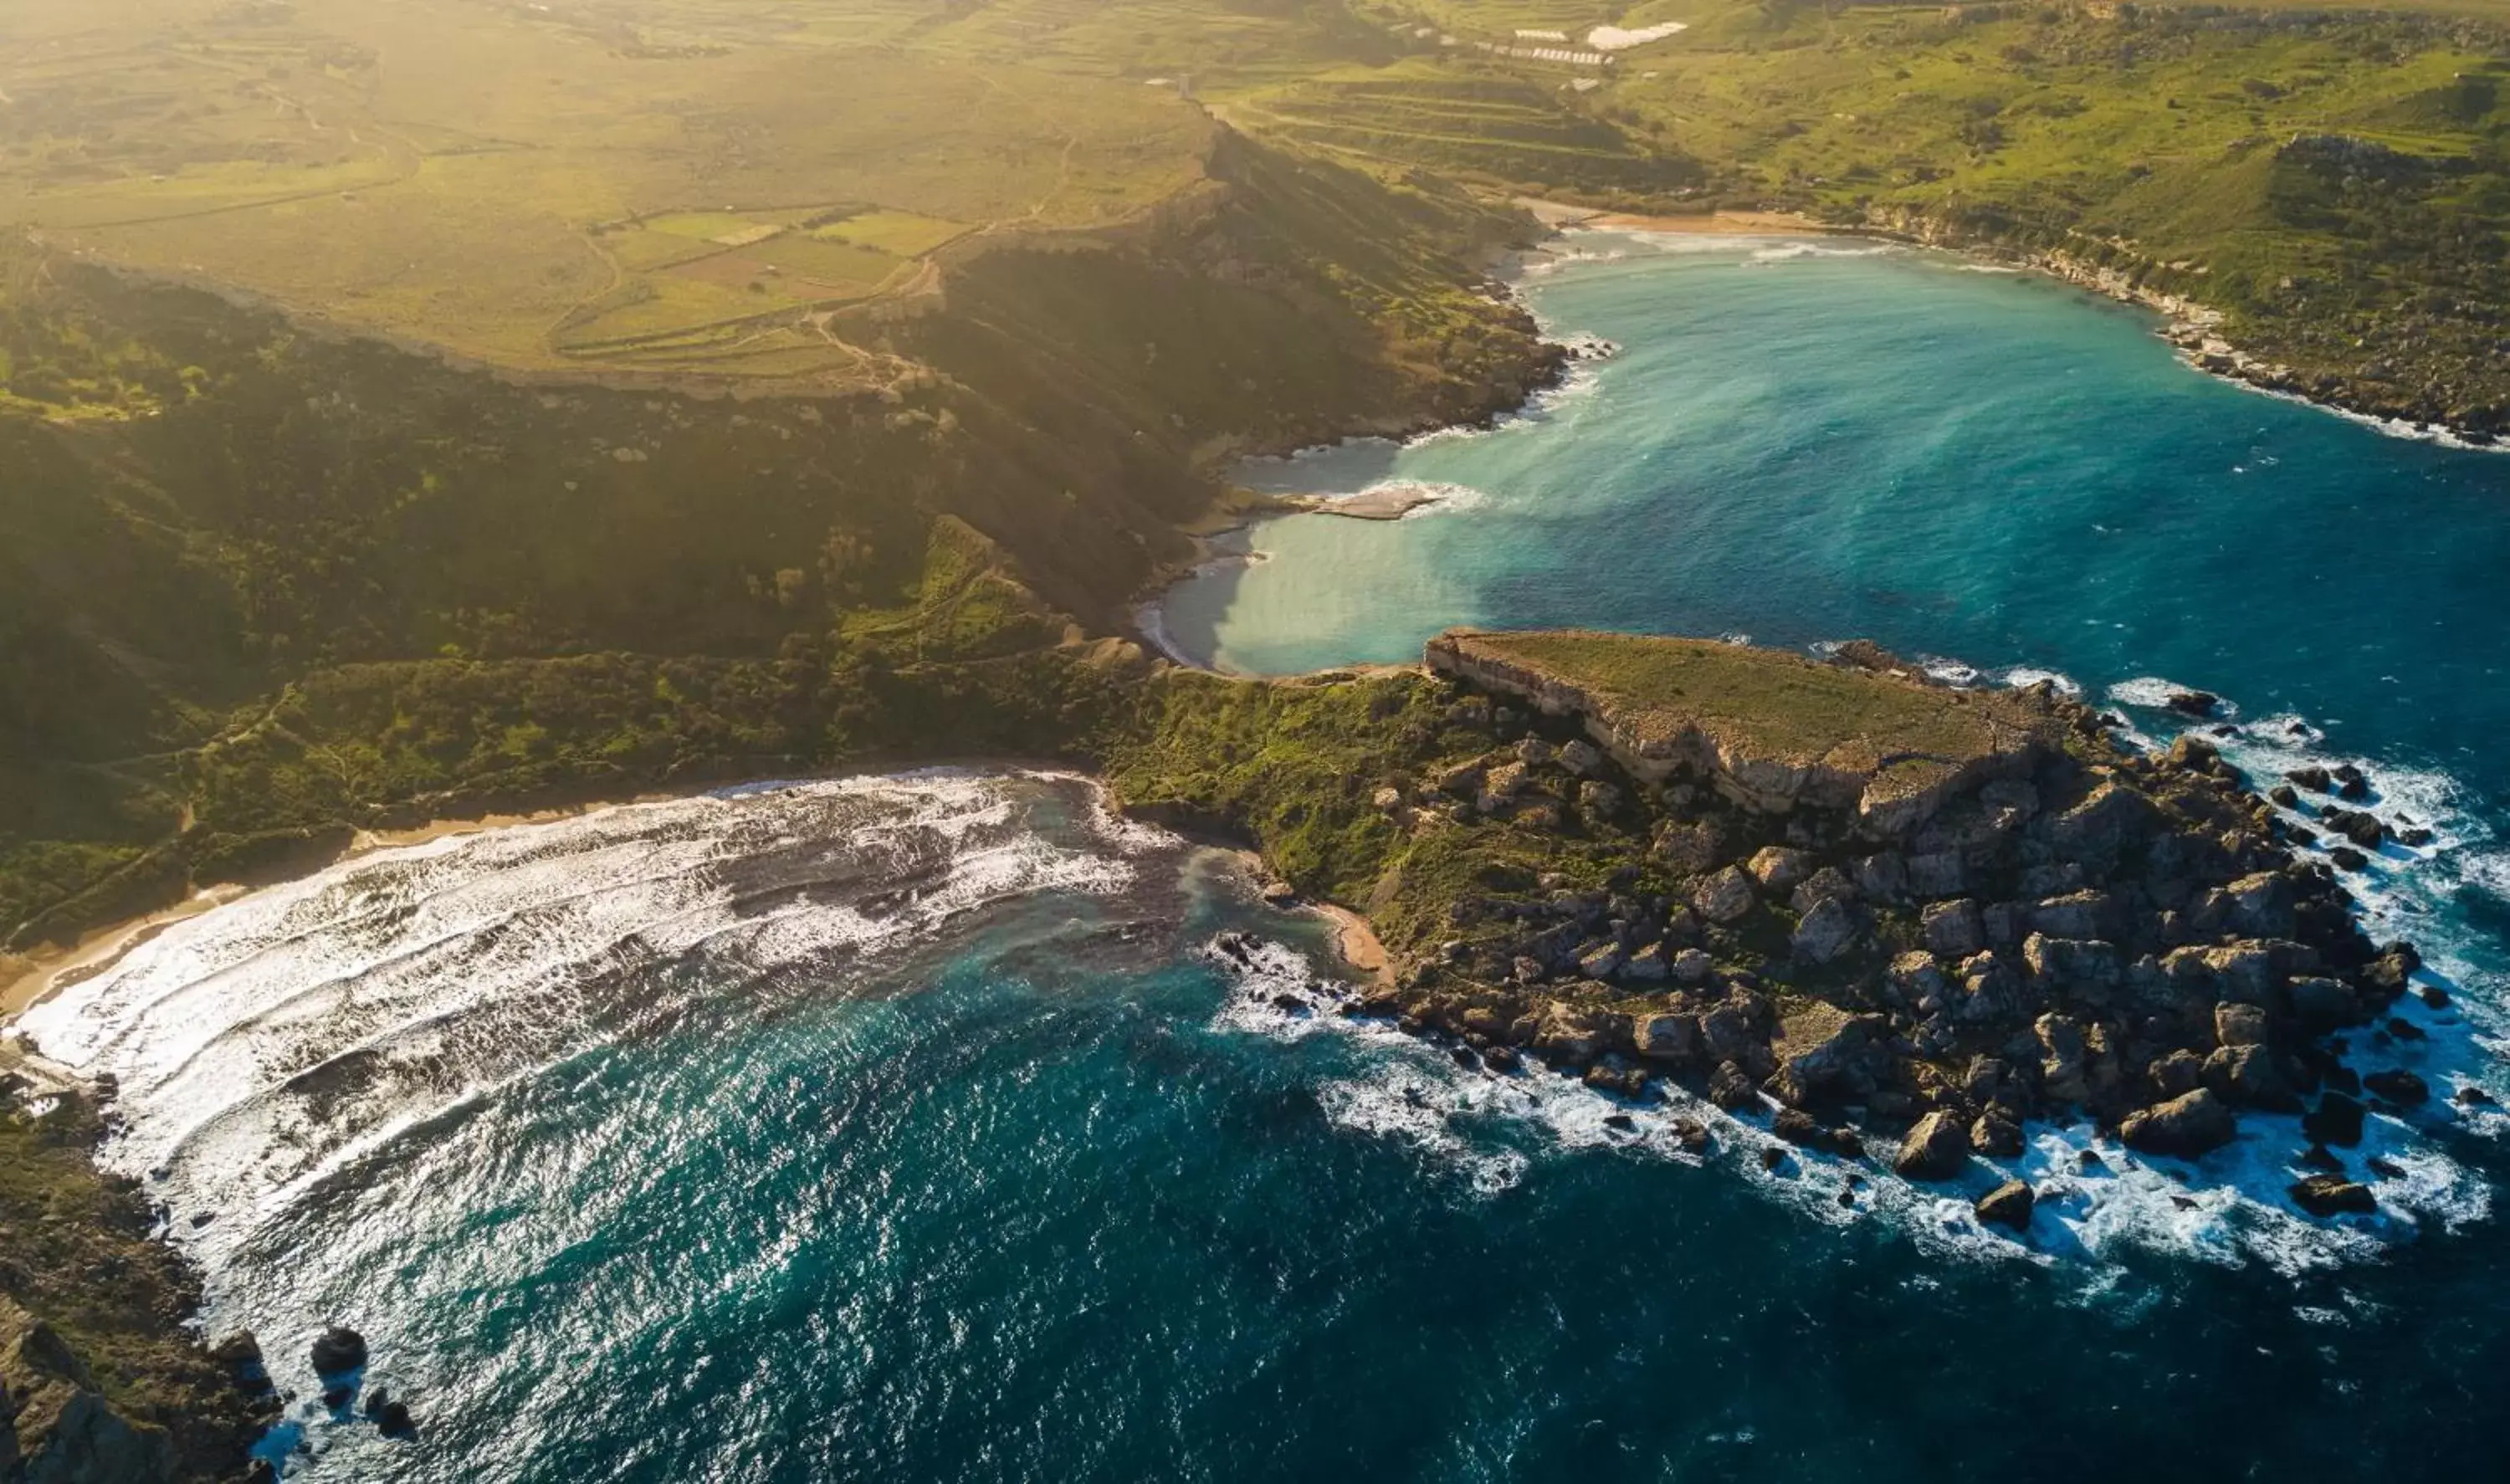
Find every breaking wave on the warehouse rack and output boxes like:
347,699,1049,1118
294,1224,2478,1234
1201,927,2490,1283
18,772,1170,1276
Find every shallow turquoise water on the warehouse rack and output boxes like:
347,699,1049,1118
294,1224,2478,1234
1160,224,2510,1044
1161,237,2510,785
21,238,2510,1481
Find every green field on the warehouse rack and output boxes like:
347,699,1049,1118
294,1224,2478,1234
1230,59,1703,193
0,1,1218,381
8,0,2507,412
1574,0,2510,424
813,210,971,257
1435,630,2046,770
11,0,2510,936
1176,0,2510,424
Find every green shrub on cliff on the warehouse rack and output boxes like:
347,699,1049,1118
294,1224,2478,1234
0,127,1560,948
1100,665,1662,954
0,1093,263,1480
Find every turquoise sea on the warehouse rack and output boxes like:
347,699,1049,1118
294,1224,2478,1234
20,235,2510,1481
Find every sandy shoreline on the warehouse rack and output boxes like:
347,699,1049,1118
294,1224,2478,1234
0,796,681,1026
1519,197,1831,237
1,888,248,1021
1312,901,1391,983
4,775,1404,1027
1535,197,2499,453
1588,207,1833,236
1219,847,1393,984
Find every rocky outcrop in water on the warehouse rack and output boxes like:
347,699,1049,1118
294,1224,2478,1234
1347,632,2432,1207
310,1328,367,1381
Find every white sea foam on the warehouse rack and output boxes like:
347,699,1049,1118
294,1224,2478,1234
1319,478,1490,519
1517,244,1633,279
2091,678,2510,1121
1314,1078,1533,1196
1200,933,1355,1043
2461,851,2510,906
1745,241,1900,265
23,772,1171,1269
1200,930,2489,1276
1826,650,2503,1122
2217,373,2509,456
2108,675,2237,717
1997,666,2084,695
1199,646,2510,1275
1897,652,2084,697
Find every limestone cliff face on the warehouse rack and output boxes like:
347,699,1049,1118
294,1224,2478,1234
0,1302,184,1484
1251,635,2423,1188
1424,629,2052,837
0,1089,266,1484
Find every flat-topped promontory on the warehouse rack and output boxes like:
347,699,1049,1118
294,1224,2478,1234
1425,629,2059,834
1111,630,2425,1220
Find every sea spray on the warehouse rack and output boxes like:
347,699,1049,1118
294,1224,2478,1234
18,769,2510,1478
22,773,1169,1272
1200,923,2486,1282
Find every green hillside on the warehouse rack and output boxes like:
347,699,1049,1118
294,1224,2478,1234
1581,0,2510,427
0,131,1556,949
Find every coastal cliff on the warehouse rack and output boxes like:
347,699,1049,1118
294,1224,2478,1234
0,1061,268,1482
0,621,2454,1469
1424,631,2052,832
1108,632,2441,1215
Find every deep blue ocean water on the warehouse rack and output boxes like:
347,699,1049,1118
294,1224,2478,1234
18,235,2510,1481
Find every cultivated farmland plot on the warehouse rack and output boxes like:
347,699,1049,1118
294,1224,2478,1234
0,0,1212,385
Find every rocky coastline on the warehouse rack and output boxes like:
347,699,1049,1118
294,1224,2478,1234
1548,197,2502,450
0,1053,270,1483
1861,207,2505,450
1194,630,2461,1229
1529,198,2500,453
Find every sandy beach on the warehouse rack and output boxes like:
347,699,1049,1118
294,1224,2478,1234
1312,901,1391,983
3,777,1400,1026
1221,846,1393,983
1519,197,1831,237
0,888,248,1021
0,799,672,1025
1590,208,1831,236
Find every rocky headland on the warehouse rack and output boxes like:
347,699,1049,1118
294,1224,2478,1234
1112,629,2455,1226
0,1052,269,1482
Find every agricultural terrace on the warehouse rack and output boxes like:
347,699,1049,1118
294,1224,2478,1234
0,0,1214,381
